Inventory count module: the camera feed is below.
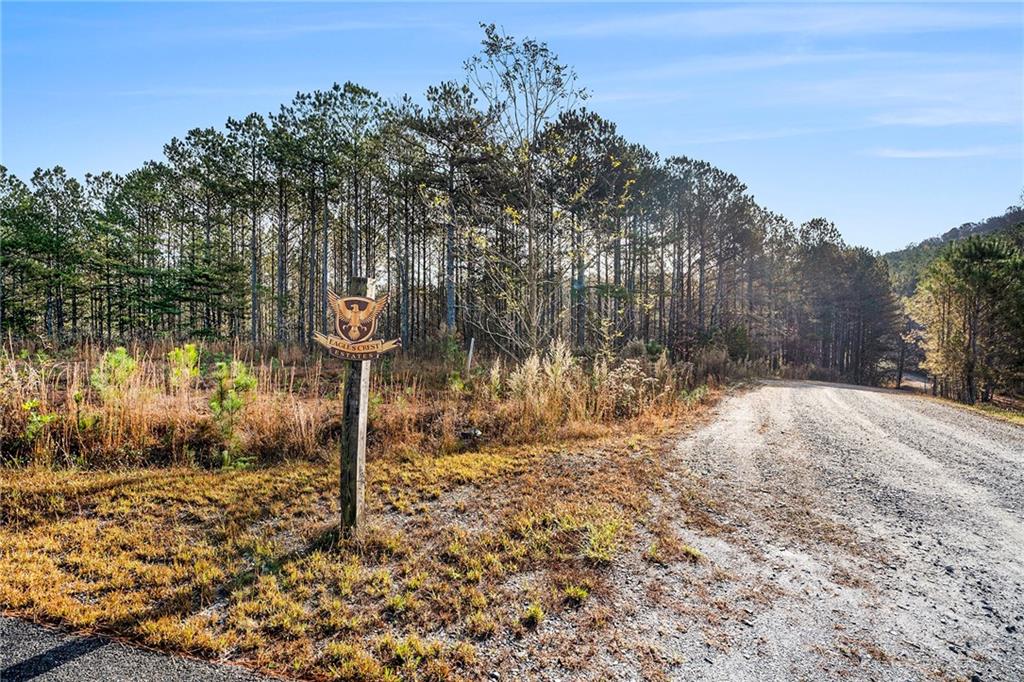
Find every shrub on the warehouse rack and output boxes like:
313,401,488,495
621,338,647,359
21,399,56,444
446,371,466,395
13,399,56,464
440,334,466,368
646,340,665,359
694,345,729,383
167,343,200,390
209,360,257,468
602,358,655,418
1,338,717,470
90,347,138,403
681,384,709,407
210,361,257,422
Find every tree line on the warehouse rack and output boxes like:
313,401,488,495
909,224,1024,403
0,25,902,384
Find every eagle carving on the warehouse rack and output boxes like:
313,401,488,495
329,291,389,344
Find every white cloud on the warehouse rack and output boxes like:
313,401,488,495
784,68,1019,104
873,108,1021,127
777,67,1022,127
588,46,1020,133
202,19,434,41
556,5,1020,39
602,50,914,82
665,124,874,145
869,145,1019,159
588,90,692,105
112,87,294,98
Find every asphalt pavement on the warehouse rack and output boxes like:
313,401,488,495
0,617,271,682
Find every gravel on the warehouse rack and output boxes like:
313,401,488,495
0,617,273,681
590,380,1024,681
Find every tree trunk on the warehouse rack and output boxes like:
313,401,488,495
445,164,456,334
321,170,329,335
276,179,288,343
250,199,259,346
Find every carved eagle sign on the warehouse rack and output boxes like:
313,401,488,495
329,291,388,343
315,290,401,360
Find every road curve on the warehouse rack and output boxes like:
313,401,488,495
603,380,1024,681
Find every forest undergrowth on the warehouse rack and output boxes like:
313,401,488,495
0,338,737,680
0,338,729,469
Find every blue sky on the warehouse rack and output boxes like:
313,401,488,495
2,2,1021,252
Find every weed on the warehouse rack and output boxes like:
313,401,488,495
375,632,442,669
643,540,666,564
680,544,704,562
521,601,545,629
466,610,497,639
322,642,385,681
507,353,541,401
644,523,704,565
446,371,466,395
384,592,416,616
563,584,590,606
582,516,623,564
487,357,503,398
450,641,476,666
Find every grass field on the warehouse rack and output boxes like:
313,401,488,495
1,422,717,680
0,341,721,680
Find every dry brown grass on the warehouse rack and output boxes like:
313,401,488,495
643,517,705,566
0,340,721,680
930,395,1024,427
0,427,715,679
1,340,703,469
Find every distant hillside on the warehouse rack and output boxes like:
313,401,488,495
884,205,1024,295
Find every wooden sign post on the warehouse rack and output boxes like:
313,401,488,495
315,277,401,535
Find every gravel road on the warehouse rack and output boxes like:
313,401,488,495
595,380,1024,681
0,617,270,681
